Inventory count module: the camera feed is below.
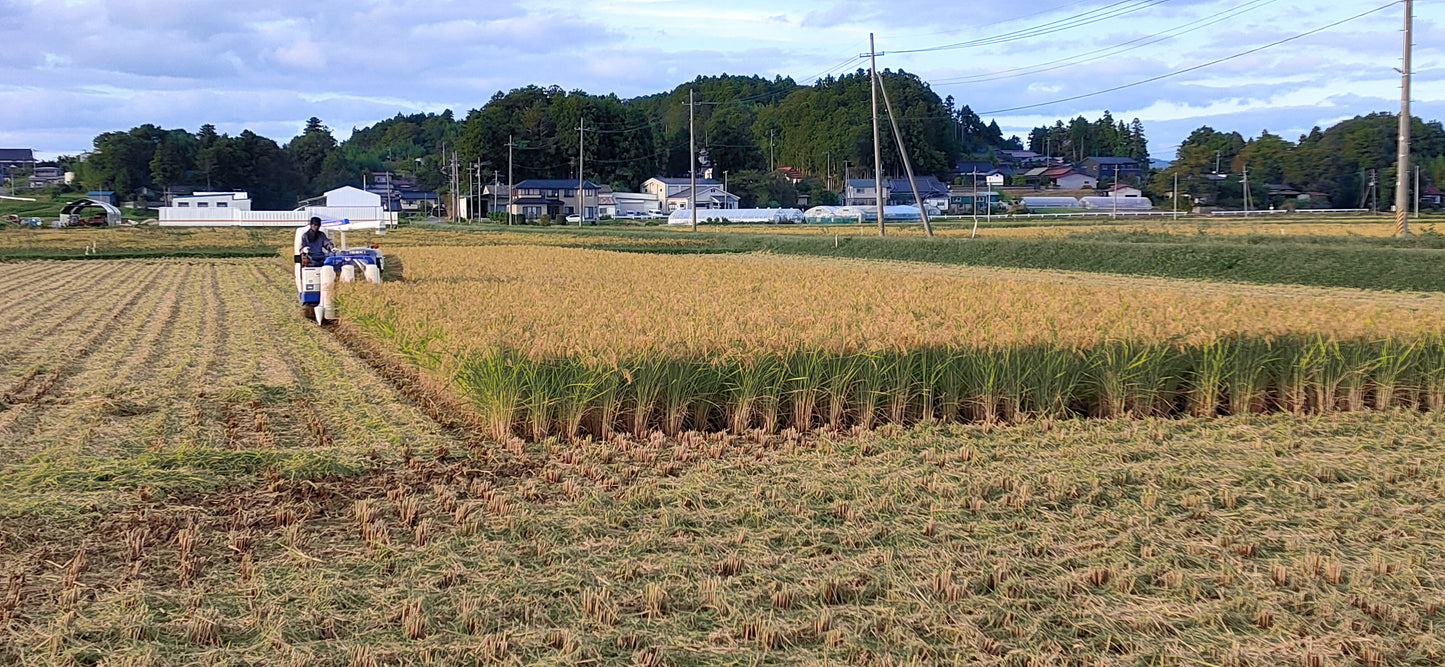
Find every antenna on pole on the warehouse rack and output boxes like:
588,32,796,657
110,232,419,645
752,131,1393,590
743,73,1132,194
1396,0,1413,236
867,33,885,236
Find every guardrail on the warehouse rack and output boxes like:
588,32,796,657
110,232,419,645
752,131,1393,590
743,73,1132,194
1208,208,1370,216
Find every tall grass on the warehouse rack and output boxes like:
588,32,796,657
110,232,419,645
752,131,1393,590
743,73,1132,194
381,334,1445,440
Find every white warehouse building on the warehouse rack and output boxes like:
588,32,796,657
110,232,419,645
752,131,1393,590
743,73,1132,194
159,186,396,228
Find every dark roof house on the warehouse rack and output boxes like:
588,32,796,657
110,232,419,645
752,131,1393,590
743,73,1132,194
1080,157,1144,180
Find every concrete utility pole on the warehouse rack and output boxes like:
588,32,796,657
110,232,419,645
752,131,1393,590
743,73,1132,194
971,169,979,238
1112,164,1119,220
769,129,776,172
1416,165,1421,218
577,120,585,227
1396,0,1413,235
492,171,499,221
1241,164,1250,215
875,65,932,236
1173,172,1179,221
506,136,516,225
688,87,698,231
868,33,885,236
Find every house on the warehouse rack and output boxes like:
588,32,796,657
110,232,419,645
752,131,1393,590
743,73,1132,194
843,179,890,207
1021,167,1051,188
28,166,64,188
510,179,600,220
161,185,396,227
996,149,1044,167
480,183,512,216
887,176,950,210
1080,157,1144,182
1055,171,1098,190
0,148,36,180
1104,184,1143,198
87,190,118,206
1422,184,1443,207
642,177,720,208
946,185,1001,214
665,185,740,211
776,166,804,183
398,190,440,214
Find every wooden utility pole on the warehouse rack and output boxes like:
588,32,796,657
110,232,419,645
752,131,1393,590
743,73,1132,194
1396,0,1413,235
875,65,932,236
868,33,885,236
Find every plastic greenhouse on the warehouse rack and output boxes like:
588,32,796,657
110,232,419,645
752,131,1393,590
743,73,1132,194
1020,196,1083,209
1080,197,1154,210
803,205,938,223
666,208,804,224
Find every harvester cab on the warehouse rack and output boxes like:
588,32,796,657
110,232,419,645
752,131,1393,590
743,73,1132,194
293,217,387,324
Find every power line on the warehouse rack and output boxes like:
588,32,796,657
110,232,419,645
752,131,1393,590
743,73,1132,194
931,0,1278,86
891,0,1171,55
975,1,1400,116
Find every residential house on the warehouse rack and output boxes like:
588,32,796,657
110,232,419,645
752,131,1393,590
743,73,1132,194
87,190,118,206
0,148,36,182
480,183,512,216
510,179,600,220
946,185,1001,214
843,179,890,207
1021,167,1051,188
996,149,1045,167
1421,184,1443,208
1055,171,1098,190
1080,157,1144,183
887,176,949,210
665,185,740,211
297,186,382,209
776,166,804,183
642,177,721,210
28,166,64,188
169,192,253,211
1104,184,1143,198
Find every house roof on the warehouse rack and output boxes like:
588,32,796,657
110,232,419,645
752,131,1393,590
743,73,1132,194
1106,183,1140,192
997,150,1039,159
673,186,739,200
1422,184,1443,196
847,179,887,188
1085,156,1140,166
650,177,720,186
888,176,948,196
954,161,996,174
1042,166,1075,178
516,179,599,190
0,149,35,162
512,196,563,205
1023,167,1050,177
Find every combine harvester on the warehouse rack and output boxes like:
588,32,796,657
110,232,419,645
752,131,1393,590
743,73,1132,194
292,217,391,324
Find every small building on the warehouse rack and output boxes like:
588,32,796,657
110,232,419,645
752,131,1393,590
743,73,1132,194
611,191,662,216
1080,157,1144,182
642,177,721,206
776,166,804,183
28,166,64,188
511,179,600,220
843,179,890,207
1422,184,1443,208
946,185,1002,214
170,191,252,211
1056,172,1098,190
664,185,740,211
1104,184,1143,198
86,190,118,206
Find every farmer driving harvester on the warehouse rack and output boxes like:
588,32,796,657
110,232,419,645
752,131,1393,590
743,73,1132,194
298,216,335,264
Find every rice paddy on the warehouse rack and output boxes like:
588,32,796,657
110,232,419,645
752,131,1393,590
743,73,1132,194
342,245,1445,442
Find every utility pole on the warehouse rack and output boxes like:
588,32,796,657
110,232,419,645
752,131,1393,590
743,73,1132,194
492,171,499,222
1415,165,1421,218
576,120,585,226
1112,164,1119,220
1241,164,1250,215
1396,0,1413,235
971,169,979,238
769,129,776,172
1372,169,1379,213
688,87,697,231
868,33,885,236
1173,172,1179,221
875,65,932,236
506,136,516,225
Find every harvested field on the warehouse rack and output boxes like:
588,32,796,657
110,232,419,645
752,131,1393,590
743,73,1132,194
343,245,1445,440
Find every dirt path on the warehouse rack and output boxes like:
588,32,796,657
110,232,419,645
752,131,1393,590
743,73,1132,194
715,251,1445,311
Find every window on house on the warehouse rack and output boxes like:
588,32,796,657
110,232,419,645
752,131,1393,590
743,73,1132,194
197,202,209,207
177,202,189,207
216,202,227,207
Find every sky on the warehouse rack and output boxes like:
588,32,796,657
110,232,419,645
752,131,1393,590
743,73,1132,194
0,0,1440,162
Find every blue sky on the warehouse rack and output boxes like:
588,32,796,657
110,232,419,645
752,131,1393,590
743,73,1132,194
0,0,1439,161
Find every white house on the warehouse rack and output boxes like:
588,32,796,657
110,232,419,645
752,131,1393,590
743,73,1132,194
1104,184,1143,198
612,191,662,215
642,176,720,203
1055,172,1098,190
843,179,890,207
661,185,739,212
169,191,252,211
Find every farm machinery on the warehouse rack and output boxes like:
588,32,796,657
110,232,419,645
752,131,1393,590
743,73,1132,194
292,217,392,324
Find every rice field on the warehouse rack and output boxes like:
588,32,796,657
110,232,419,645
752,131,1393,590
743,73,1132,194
2,250,1444,665
342,245,1445,441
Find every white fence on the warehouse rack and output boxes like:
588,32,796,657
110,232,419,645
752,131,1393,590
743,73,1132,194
1208,208,1369,217
159,206,397,227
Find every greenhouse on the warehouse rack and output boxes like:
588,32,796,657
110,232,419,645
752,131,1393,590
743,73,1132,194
803,205,939,223
666,208,804,224
1020,196,1083,209
1080,196,1154,210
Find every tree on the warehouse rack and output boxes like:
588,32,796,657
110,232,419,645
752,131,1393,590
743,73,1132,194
288,117,338,193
